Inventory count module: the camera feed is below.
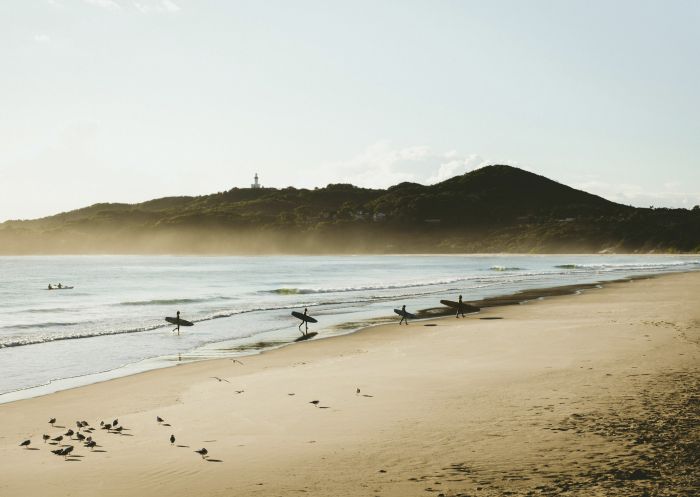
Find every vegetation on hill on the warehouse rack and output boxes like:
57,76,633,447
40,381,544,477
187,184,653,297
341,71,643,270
1,165,699,254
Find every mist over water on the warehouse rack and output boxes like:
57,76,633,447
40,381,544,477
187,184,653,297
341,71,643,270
0,255,698,401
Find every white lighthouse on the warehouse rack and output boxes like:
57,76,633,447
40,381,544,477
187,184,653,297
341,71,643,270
251,173,261,189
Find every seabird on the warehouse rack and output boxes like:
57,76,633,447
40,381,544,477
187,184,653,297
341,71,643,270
157,416,164,423
61,446,74,459
49,418,56,426
102,424,112,431
64,429,74,438
114,426,124,434
234,390,244,394
211,377,230,383
19,440,31,449
230,359,244,365
51,448,64,456
170,434,175,445
51,435,64,444
356,388,360,395
42,434,50,443
309,400,320,407
76,433,86,442
112,419,118,426
85,440,97,450
194,448,208,459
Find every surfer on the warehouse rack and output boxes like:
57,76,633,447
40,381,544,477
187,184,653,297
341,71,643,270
399,304,409,325
48,284,53,290
174,310,181,335
299,308,309,335
57,283,62,289
456,295,465,318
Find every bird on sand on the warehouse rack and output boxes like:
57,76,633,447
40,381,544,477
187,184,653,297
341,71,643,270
234,390,245,394
157,416,164,424
49,418,56,426
170,434,175,445
211,376,230,383
356,388,360,395
230,359,244,365
64,429,74,438
76,433,86,442
102,424,112,431
42,434,50,443
194,448,208,459
112,419,118,426
51,435,64,444
85,440,97,450
61,446,74,459
114,426,124,434
19,440,31,449
51,448,65,457
309,400,320,407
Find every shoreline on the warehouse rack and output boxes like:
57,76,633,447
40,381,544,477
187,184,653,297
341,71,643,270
0,271,675,405
0,271,697,495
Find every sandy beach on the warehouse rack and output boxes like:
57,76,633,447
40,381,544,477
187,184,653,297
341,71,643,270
0,271,698,496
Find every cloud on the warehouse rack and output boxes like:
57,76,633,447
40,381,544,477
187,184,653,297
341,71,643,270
83,0,121,10
133,0,181,13
314,142,490,188
33,33,51,43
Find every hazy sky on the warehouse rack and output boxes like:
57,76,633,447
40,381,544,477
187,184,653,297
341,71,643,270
1,0,698,221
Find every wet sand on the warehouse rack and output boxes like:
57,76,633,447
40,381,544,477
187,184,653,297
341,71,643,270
0,271,698,496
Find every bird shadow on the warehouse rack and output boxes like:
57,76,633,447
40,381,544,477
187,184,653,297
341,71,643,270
162,423,172,427
203,440,217,443
26,448,40,451
116,433,134,437
480,317,503,320
176,445,190,448
53,425,66,429
362,394,374,398
92,449,108,453
65,459,81,463
424,324,437,327
318,406,330,409
206,459,224,463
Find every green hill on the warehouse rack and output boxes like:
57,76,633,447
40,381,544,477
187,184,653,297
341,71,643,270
2,165,698,254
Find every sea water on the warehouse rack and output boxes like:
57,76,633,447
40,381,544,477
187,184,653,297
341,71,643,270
0,254,698,402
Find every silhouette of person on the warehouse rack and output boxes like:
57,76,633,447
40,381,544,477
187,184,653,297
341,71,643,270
399,304,409,325
57,283,62,289
48,284,53,290
456,294,465,318
299,307,309,335
175,310,181,335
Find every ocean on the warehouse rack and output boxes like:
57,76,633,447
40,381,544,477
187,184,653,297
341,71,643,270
1,254,698,402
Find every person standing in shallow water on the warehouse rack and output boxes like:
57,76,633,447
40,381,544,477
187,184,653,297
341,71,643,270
456,295,465,318
399,304,409,325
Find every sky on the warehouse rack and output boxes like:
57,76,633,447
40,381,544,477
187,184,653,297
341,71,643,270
1,0,698,221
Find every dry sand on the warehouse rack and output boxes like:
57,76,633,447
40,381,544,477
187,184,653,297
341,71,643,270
0,272,698,496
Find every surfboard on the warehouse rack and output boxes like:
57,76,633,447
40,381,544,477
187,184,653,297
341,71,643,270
295,332,318,342
165,316,194,327
47,286,74,290
394,308,417,319
440,300,480,314
291,311,318,323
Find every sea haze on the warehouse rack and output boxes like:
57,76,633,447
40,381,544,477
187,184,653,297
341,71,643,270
0,255,697,401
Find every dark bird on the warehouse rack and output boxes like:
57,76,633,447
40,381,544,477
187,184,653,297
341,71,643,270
194,448,208,459
211,376,230,383
64,429,74,437
170,434,175,445
230,359,244,365
42,434,50,443
234,390,245,394
51,448,64,456
102,424,112,430
309,400,320,407
157,416,164,423
61,445,74,459
76,433,86,442
76,421,82,431
100,421,104,426
112,419,118,426
288,393,295,396
356,388,360,395
114,426,124,434
51,435,64,444
81,421,89,427
85,436,92,443
49,417,56,426
19,440,31,448
85,440,97,450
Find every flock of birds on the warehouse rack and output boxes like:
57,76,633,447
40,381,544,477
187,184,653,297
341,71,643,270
18,415,212,462
19,378,374,462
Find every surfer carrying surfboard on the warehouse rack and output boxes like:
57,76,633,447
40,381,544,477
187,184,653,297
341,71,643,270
456,295,465,318
399,305,409,325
